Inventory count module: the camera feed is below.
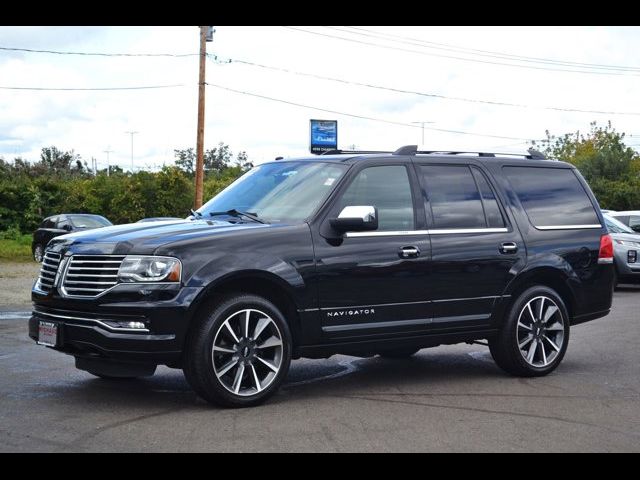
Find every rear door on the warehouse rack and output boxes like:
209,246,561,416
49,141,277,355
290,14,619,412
416,162,525,327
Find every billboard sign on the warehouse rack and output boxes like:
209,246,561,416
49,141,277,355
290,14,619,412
310,119,338,154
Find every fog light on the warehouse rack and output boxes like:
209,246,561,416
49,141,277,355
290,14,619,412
629,250,637,263
124,322,147,329
104,320,147,330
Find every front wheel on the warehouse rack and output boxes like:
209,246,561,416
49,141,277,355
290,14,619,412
489,286,570,377
183,294,292,408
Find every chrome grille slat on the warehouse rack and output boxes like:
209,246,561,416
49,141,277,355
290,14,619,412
62,255,125,298
36,251,61,293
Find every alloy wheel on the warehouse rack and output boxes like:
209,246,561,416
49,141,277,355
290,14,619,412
211,308,283,397
516,296,565,368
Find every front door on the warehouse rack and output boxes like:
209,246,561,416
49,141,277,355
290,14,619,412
312,163,432,339
416,162,525,327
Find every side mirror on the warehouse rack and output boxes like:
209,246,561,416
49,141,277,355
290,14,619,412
63,224,73,231
330,206,378,232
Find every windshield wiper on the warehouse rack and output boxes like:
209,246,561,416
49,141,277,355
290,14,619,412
189,209,203,219
208,209,268,224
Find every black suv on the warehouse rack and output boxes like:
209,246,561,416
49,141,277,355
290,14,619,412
29,146,614,407
32,214,112,262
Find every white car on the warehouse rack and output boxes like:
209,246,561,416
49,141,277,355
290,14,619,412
608,211,640,234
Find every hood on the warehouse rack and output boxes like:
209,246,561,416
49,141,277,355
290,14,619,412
47,218,272,255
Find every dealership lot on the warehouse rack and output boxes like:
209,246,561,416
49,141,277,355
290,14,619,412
1,286,639,452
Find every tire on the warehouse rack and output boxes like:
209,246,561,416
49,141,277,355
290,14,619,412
183,293,292,408
378,347,420,359
489,285,570,377
33,244,44,263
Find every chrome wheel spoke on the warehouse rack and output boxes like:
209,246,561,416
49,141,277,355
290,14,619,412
250,364,262,393
216,358,238,378
213,345,236,354
255,355,279,373
543,334,561,352
224,321,240,344
540,340,547,365
519,334,534,349
517,321,532,331
546,322,564,332
526,303,537,322
252,317,270,340
526,339,538,363
243,310,250,338
232,363,245,394
543,305,558,324
257,336,282,349
538,297,545,321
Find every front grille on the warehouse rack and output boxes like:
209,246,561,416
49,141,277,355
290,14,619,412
61,255,125,298
37,251,61,293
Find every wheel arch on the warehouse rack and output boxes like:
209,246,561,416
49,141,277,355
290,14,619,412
184,270,302,351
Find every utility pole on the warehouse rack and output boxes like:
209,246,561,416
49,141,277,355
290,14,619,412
194,26,215,209
103,148,113,176
411,121,435,146
125,131,138,173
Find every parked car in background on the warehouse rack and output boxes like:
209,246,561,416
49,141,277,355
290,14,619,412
608,211,640,233
32,214,112,262
603,213,640,287
136,217,184,223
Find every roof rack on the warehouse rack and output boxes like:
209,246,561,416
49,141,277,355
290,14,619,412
393,145,547,160
320,149,392,155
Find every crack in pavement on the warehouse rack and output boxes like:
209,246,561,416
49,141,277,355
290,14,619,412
331,394,640,441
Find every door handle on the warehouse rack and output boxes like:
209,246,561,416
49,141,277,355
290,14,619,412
500,242,518,254
399,246,420,258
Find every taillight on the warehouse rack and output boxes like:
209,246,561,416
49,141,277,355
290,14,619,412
598,234,614,264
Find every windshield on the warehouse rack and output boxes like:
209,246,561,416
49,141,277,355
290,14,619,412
604,214,634,234
70,215,112,228
197,161,348,223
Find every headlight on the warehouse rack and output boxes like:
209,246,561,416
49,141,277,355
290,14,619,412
117,256,181,283
615,239,640,248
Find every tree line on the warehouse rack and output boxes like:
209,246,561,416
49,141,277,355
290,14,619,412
0,143,251,232
1,122,639,234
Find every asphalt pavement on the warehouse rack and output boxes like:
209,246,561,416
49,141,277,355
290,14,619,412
1,286,639,452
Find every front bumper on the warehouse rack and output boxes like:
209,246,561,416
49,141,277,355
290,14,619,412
29,285,203,365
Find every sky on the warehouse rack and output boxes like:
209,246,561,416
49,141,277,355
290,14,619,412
1,25,640,171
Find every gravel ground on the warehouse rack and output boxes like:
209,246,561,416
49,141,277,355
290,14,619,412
0,261,40,310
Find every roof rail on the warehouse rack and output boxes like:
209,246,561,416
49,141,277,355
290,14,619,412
320,149,391,155
392,145,547,160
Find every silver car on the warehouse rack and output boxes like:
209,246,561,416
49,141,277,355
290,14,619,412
603,214,640,287
608,210,640,234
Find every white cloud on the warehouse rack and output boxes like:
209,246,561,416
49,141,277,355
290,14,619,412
1,25,639,169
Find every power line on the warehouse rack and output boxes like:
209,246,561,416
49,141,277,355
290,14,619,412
281,26,640,77
205,82,536,141
214,55,640,116
333,26,640,73
0,84,185,91
0,46,197,57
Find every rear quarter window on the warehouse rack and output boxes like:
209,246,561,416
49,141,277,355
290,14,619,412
503,166,600,228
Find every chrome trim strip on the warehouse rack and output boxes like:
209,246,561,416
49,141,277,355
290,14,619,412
536,224,602,230
432,313,491,323
32,310,150,333
67,266,120,271
299,295,511,312
322,318,431,332
345,228,508,237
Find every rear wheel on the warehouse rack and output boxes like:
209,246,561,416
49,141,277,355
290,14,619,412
183,294,292,408
33,244,44,263
489,286,569,377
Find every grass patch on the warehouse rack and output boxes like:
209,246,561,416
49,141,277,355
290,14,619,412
0,231,32,262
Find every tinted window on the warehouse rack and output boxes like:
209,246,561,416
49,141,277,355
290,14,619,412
471,167,505,228
604,215,634,234
421,165,485,229
504,167,599,227
338,165,414,231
